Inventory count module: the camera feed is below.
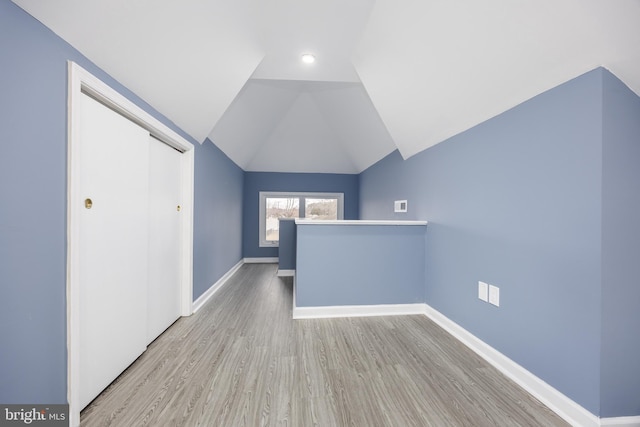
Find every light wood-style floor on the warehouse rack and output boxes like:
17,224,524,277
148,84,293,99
81,264,569,426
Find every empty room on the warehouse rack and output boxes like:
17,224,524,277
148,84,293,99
1,1,639,426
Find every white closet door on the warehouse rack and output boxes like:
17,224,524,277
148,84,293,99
78,93,150,409
147,137,182,343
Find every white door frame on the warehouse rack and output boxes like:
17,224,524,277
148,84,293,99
66,61,194,426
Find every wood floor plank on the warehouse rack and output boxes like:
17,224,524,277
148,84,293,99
81,264,569,427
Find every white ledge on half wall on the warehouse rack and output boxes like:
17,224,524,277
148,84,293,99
294,219,428,226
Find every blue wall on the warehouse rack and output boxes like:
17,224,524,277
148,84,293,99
1,3,67,403
600,71,640,417
0,2,235,404
243,172,359,258
277,219,296,271
296,223,426,307
360,69,605,414
193,139,244,300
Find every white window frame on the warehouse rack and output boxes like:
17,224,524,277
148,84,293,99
259,191,344,247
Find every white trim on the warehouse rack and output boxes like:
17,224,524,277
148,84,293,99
67,61,194,427
277,269,295,277
244,257,279,264
179,142,195,317
423,304,600,427
293,275,297,314
192,260,244,313
294,219,428,226
293,303,428,320
600,417,640,427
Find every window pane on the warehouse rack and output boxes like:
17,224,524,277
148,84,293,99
304,198,338,220
266,197,299,241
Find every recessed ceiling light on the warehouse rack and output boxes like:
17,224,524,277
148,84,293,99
301,54,316,64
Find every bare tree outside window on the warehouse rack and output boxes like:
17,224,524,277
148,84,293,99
265,197,299,241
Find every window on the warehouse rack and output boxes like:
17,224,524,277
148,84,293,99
259,191,344,247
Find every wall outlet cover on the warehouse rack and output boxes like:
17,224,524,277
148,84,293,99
489,284,500,307
478,281,489,302
394,200,408,213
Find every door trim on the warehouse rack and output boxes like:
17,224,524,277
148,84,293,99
66,61,194,426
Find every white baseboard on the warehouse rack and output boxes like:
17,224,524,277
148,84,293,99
244,257,278,264
293,302,427,320
277,269,295,277
192,260,244,313
600,416,640,427
423,304,601,427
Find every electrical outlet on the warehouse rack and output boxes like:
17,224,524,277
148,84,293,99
394,200,408,213
478,281,489,302
488,284,500,307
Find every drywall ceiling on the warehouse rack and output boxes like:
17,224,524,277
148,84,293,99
12,0,640,173
210,79,394,173
13,0,263,144
353,0,640,159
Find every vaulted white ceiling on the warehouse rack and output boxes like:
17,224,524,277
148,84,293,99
354,0,640,159
13,0,640,173
210,80,394,173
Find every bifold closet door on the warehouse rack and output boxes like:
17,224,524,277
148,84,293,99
147,137,182,343
78,93,150,409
